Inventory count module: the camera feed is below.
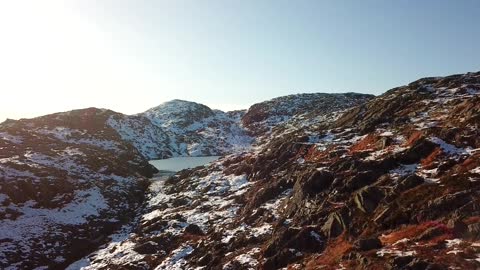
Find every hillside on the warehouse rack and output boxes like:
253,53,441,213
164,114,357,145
139,99,253,157
0,108,156,269
109,95,373,159
68,72,480,269
242,93,373,140
107,100,252,159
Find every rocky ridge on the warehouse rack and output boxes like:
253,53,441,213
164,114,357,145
109,95,373,159
242,93,373,142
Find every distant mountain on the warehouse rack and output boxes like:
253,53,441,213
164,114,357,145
141,99,253,157
242,92,373,141
107,95,375,159
106,99,252,159
143,99,217,128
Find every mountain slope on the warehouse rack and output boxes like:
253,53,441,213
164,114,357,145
242,93,373,139
106,113,173,159
106,95,374,160
0,108,157,269
142,100,253,157
106,100,253,159
71,72,480,269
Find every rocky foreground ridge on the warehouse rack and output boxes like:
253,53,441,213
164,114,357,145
65,72,480,269
0,93,372,269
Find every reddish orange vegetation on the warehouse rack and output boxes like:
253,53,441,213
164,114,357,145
304,145,335,162
457,155,480,174
351,263,387,270
300,145,317,160
180,233,204,243
295,144,310,158
395,183,438,209
426,233,455,245
403,130,424,147
464,215,480,225
380,221,452,245
305,233,352,269
421,147,442,169
349,133,380,153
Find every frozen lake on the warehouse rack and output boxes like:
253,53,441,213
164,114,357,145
149,156,221,172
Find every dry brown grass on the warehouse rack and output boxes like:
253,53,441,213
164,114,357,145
403,130,424,147
464,215,480,225
349,133,380,153
380,221,451,245
305,233,353,269
304,145,335,162
421,147,442,169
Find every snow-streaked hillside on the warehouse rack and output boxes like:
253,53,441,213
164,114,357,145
141,100,253,157
105,100,253,159
242,93,373,140
107,95,375,160
106,114,173,159
0,108,156,269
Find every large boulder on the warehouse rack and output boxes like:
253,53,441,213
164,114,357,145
354,237,382,251
354,186,385,213
396,174,424,192
345,171,381,191
395,138,437,164
322,208,351,238
295,169,334,197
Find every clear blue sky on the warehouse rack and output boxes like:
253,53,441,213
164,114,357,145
1,0,479,120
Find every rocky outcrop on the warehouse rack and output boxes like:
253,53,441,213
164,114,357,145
322,209,351,238
355,237,382,251
354,186,385,213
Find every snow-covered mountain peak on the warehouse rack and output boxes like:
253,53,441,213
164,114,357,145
143,99,215,128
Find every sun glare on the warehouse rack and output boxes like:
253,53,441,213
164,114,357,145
0,1,133,119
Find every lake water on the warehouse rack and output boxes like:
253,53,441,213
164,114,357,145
149,156,221,173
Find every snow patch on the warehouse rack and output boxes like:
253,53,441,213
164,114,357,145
430,137,468,156
154,245,194,270
0,132,23,144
